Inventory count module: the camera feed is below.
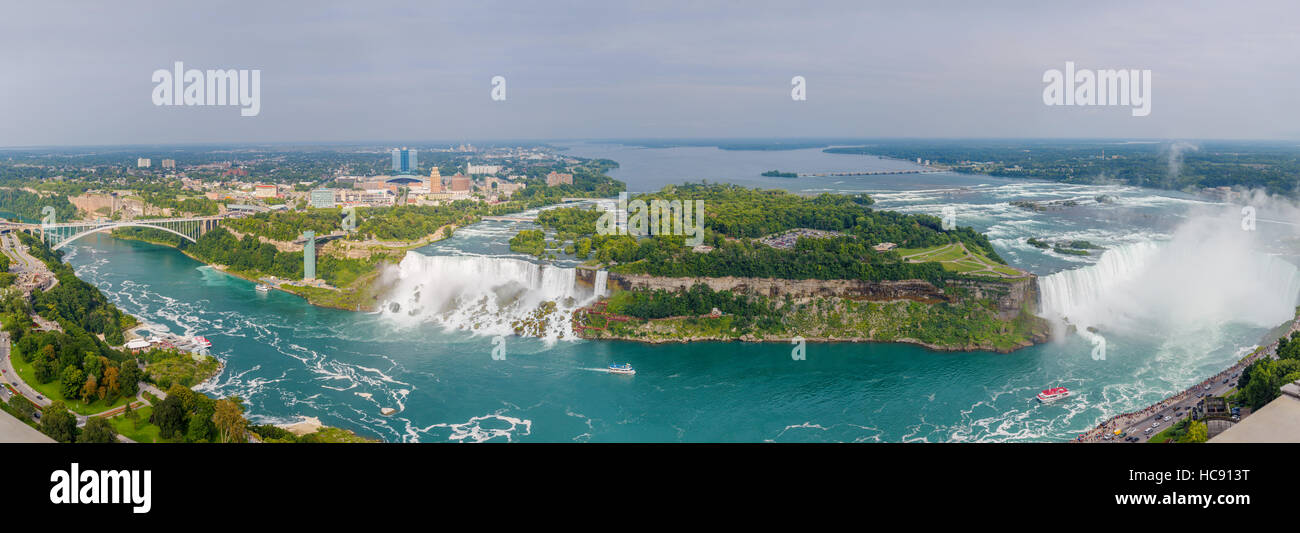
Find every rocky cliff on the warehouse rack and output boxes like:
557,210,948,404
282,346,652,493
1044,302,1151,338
579,270,1038,319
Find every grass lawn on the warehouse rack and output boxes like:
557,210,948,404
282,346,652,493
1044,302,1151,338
899,244,965,263
301,426,378,443
9,354,131,416
1148,418,1191,443
992,265,1023,276
107,406,162,443
899,243,1027,278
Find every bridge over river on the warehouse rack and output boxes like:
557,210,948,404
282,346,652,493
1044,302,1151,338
0,215,226,250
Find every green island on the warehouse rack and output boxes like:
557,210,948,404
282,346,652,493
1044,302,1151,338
511,183,1050,352
760,170,798,178
1027,238,1104,256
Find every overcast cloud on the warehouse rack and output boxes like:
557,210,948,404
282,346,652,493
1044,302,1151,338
1,0,1297,146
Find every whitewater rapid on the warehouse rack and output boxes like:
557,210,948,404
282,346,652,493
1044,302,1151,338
378,252,607,342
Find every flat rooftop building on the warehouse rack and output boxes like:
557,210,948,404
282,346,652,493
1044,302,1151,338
1211,380,1300,443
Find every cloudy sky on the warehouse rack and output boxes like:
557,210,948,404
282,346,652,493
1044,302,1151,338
1,0,1297,146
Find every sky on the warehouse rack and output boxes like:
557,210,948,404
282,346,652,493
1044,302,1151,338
1,0,1298,147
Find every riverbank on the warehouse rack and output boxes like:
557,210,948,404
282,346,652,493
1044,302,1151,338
1076,310,1300,443
109,229,416,312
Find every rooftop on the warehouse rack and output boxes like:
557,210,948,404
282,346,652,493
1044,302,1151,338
1210,380,1300,443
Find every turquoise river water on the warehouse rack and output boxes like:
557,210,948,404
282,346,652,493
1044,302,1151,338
60,143,1300,442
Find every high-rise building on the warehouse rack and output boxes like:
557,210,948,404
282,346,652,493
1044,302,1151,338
309,188,336,208
391,148,418,173
546,171,573,186
428,167,444,193
449,174,471,192
137,158,152,168
466,163,501,175
161,159,176,169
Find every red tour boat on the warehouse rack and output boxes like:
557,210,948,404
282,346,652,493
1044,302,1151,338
1036,387,1071,402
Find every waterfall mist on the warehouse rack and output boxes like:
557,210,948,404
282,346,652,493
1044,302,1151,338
1039,203,1300,341
377,253,605,343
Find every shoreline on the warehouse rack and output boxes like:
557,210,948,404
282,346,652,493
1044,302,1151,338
1076,312,1300,443
577,331,1048,354
108,230,411,312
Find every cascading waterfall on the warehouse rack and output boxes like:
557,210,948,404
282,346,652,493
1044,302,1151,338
379,252,604,342
594,270,608,298
1039,240,1300,339
1038,242,1160,329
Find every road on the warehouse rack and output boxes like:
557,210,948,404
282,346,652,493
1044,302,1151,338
0,405,54,442
0,231,56,293
1085,325,1287,443
2,331,152,430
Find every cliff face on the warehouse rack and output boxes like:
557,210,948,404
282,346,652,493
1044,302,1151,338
584,270,1038,319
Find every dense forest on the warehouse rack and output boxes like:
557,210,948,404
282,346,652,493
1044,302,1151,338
1237,332,1300,410
523,183,1002,284
0,188,77,222
607,282,779,324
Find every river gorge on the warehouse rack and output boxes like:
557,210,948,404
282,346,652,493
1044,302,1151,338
54,143,1300,442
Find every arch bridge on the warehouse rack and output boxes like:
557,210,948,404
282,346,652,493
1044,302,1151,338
3,216,225,250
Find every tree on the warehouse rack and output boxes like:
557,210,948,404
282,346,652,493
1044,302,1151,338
33,357,58,384
83,354,104,381
1181,421,1208,443
186,398,216,443
76,417,118,443
1242,359,1282,410
40,401,77,443
59,366,84,400
80,374,98,402
102,365,120,399
150,395,187,440
166,383,196,413
117,361,141,397
213,398,248,443
8,396,35,421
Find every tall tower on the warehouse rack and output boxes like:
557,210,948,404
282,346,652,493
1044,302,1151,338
429,166,443,192
302,230,316,281
391,148,417,173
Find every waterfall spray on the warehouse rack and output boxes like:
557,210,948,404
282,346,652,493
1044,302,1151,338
378,252,605,343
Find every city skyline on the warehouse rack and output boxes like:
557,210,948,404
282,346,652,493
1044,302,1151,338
2,1,1298,147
